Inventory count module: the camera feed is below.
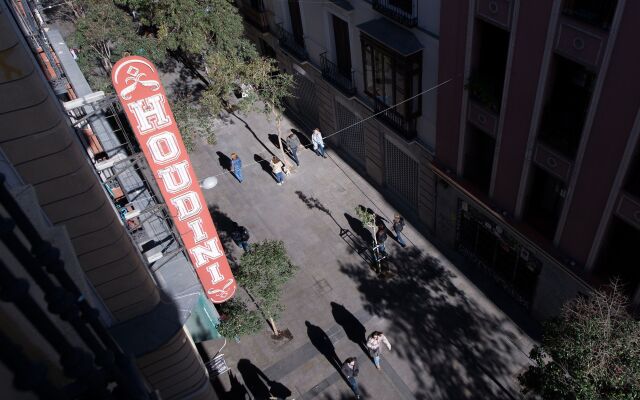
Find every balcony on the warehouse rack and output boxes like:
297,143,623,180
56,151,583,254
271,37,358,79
320,52,355,96
374,98,417,141
562,0,617,30
239,0,269,33
372,0,418,28
276,24,308,62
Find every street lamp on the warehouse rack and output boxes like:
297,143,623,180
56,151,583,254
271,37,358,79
200,176,218,190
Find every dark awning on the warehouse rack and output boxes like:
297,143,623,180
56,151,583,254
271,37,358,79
357,18,423,56
330,0,354,11
110,255,205,356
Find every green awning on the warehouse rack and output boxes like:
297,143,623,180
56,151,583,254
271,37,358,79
185,293,222,342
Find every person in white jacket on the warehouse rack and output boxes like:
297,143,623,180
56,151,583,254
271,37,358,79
311,128,326,158
366,331,391,370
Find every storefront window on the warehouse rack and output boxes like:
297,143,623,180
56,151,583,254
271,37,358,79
456,201,541,306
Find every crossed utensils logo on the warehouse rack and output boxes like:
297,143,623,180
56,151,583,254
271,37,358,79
119,64,161,100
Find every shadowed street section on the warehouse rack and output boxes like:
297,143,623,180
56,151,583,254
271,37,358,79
191,108,536,399
339,246,527,399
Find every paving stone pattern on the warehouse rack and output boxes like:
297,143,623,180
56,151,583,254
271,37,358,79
191,110,536,400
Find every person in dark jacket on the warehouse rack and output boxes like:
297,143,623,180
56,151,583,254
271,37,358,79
231,225,250,252
392,214,406,248
286,132,301,166
375,225,388,256
341,357,361,399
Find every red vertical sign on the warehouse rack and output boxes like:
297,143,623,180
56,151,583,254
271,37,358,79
112,56,236,303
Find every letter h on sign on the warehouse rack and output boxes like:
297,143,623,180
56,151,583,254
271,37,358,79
128,93,171,134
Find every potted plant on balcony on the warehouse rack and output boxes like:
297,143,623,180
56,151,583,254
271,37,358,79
465,72,502,113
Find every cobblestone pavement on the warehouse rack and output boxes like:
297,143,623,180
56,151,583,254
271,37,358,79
191,109,537,400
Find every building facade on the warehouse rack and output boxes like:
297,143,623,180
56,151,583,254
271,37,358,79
238,0,640,319
0,1,220,398
238,0,441,231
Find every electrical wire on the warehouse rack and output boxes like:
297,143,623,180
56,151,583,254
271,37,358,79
210,77,453,178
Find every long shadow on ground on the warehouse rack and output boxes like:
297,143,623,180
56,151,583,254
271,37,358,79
208,205,244,262
339,247,528,399
237,359,292,399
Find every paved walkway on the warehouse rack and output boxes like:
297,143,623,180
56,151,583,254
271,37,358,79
191,110,536,400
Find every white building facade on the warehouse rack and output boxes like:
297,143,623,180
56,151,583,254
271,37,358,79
238,0,441,230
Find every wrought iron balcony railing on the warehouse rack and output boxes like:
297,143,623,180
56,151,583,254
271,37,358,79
240,0,269,32
276,24,308,62
372,0,418,28
320,52,356,96
374,98,417,141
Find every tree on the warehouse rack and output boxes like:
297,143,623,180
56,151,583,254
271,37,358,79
70,0,161,92
519,282,640,400
235,240,298,335
171,96,217,152
216,298,262,338
234,57,294,168
356,205,383,271
116,0,294,153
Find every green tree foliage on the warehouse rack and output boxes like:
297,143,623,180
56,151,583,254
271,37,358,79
61,0,292,152
171,96,217,152
519,283,640,400
115,0,249,58
216,298,262,338
236,240,298,334
355,205,376,230
70,0,161,92
229,57,294,164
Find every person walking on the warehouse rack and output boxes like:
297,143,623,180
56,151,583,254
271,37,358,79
312,128,326,158
286,132,301,166
341,357,361,399
366,331,391,370
392,214,406,248
231,225,250,252
375,225,388,256
230,152,243,183
271,156,286,185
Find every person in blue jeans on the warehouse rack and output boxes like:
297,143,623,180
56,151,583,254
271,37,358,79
341,357,361,399
393,214,406,248
230,152,243,183
271,156,286,185
286,133,301,166
312,128,326,158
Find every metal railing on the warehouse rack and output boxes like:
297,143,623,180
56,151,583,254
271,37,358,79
372,0,418,28
276,23,308,61
374,98,417,141
320,52,356,96
239,0,269,32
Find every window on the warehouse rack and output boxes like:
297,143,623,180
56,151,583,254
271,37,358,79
385,138,419,207
332,15,351,76
524,167,566,239
563,0,617,29
360,36,422,119
288,0,304,46
463,126,496,194
390,0,413,14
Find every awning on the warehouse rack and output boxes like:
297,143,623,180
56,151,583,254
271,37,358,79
110,254,209,356
330,0,354,11
357,18,423,56
185,293,222,343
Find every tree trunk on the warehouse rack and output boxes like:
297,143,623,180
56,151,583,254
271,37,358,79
268,317,279,336
273,109,291,169
370,223,381,272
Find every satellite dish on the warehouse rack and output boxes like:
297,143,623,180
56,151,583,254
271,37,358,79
200,176,218,190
